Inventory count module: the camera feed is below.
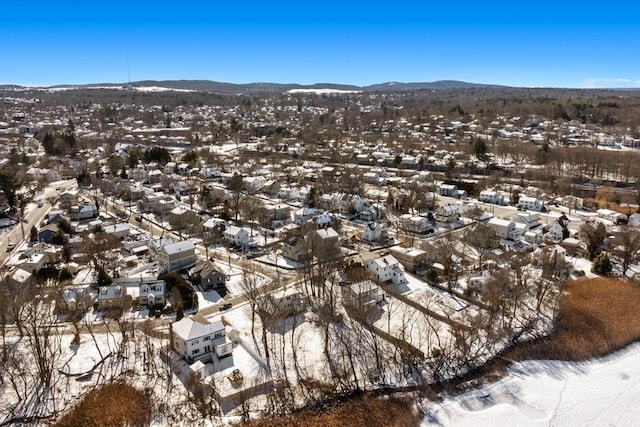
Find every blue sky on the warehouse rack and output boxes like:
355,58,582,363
1,1,639,88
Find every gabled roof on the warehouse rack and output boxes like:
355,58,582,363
371,254,399,269
315,227,339,240
172,315,225,341
160,240,194,255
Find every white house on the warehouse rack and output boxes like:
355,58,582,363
265,288,304,317
69,203,98,220
157,241,197,273
362,222,388,243
518,195,544,211
435,204,459,223
97,285,127,309
560,195,584,210
479,190,504,205
223,225,250,248
341,280,384,309
314,212,333,228
488,217,517,240
293,207,317,226
597,209,627,224
513,212,541,230
139,281,166,307
524,228,544,244
551,214,571,241
360,253,405,285
399,214,430,233
103,223,131,239
171,314,233,362
438,184,459,198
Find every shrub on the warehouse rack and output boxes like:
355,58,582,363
54,382,150,427
591,253,612,276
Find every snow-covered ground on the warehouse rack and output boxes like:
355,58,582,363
424,342,640,426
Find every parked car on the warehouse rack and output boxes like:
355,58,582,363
219,302,233,311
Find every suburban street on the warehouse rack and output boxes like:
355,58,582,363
0,180,76,265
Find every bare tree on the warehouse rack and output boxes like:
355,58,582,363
463,222,497,270
238,261,263,341
580,221,607,260
226,173,244,221
614,226,640,276
433,233,460,292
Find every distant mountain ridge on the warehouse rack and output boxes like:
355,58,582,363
1,79,511,93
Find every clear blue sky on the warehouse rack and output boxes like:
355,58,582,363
1,1,639,88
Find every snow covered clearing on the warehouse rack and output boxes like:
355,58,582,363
424,342,640,426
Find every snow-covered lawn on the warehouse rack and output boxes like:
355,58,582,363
424,342,640,426
195,289,223,309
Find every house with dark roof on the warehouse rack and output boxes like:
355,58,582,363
189,260,226,291
281,234,309,263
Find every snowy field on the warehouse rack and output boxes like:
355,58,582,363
423,342,640,426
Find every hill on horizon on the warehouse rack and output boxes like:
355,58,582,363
1,79,511,94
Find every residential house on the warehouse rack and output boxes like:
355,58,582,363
9,268,33,288
157,241,197,273
361,222,389,243
551,214,571,241
518,195,544,211
202,217,226,235
292,207,316,226
356,252,405,285
139,281,166,307
358,205,380,221
341,280,384,310
514,213,541,230
524,228,544,244
560,195,584,210
435,204,460,223
103,223,131,239
488,217,521,240
310,227,340,255
281,234,309,263
97,285,127,310
60,287,94,312
339,194,367,216
479,190,504,205
314,212,333,228
69,203,98,220
559,237,587,256
264,288,304,317
19,252,46,273
388,246,430,276
189,260,226,291
438,184,459,198
223,225,250,248
37,224,59,244
170,314,233,362
398,214,430,233
263,204,291,222
597,209,627,224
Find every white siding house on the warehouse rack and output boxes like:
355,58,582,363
518,196,544,211
364,254,405,285
157,241,197,273
479,190,504,205
223,225,250,248
435,204,459,223
171,314,233,362
362,222,388,243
